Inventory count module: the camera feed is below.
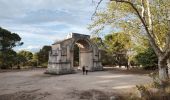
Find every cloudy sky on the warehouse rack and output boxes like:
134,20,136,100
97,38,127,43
0,0,108,52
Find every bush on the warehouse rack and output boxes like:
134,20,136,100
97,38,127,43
135,47,158,70
41,62,48,68
25,61,36,66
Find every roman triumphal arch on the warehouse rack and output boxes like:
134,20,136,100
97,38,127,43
46,33,103,74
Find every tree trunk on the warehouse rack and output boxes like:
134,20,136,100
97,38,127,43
158,58,169,80
167,58,170,70
127,58,131,70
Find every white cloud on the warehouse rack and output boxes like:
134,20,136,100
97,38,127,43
16,45,42,52
27,45,41,50
0,0,108,52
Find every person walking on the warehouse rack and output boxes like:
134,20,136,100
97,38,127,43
82,66,85,75
85,66,88,75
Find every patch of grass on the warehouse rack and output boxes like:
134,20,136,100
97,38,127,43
109,68,155,75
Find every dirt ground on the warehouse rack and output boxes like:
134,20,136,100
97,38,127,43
0,68,152,100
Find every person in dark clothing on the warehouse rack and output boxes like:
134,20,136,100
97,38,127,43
82,66,85,75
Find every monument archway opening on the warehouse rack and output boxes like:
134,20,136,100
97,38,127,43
72,39,92,70
46,33,103,75
73,44,79,68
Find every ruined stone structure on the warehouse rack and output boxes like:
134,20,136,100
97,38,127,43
46,33,103,74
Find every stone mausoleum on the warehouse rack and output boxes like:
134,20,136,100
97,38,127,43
46,33,103,74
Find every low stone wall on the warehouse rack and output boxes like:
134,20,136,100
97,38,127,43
92,66,103,71
45,63,74,75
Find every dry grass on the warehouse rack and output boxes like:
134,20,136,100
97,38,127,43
108,67,156,75
118,79,170,100
0,68,46,73
0,89,51,100
67,89,123,100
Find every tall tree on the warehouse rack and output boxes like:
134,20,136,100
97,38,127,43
37,46,51,67
104,32,131,68
0,27,23,50
90,0,170,80
0,27,23,69
0,49,17,69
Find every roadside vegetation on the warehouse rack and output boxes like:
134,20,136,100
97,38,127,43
0,27,51,69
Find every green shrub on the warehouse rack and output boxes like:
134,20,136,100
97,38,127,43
41,62,48,68
135,47,158,70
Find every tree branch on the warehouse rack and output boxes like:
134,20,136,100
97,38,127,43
91,0,103,20
162,21,170,60
110,0,162,56
141,0,145,18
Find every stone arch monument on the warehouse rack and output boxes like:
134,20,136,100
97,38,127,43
46,33,103,74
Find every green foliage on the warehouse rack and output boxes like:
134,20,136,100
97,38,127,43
96,32,131,66
0,27,23,69
17,50,33,67
89,1,142,36
89,0,169,71
18,50,33,61
32,53,38,61
41,62,48,68
104,32,131,53
0,49,17,69
15,53,27,69
27,53,39,67
89,1,152,67
135,47,158,70
0,27,51,69
150,0,169,48
100,50,114,66
0,27,23,50
36,46,51,67
89,0,169,48
105,32,130,66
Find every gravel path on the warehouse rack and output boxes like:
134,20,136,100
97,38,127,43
0,69,152,100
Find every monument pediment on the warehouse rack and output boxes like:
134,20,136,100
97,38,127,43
67,33,90,39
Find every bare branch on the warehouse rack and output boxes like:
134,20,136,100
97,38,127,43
91,0,103,20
